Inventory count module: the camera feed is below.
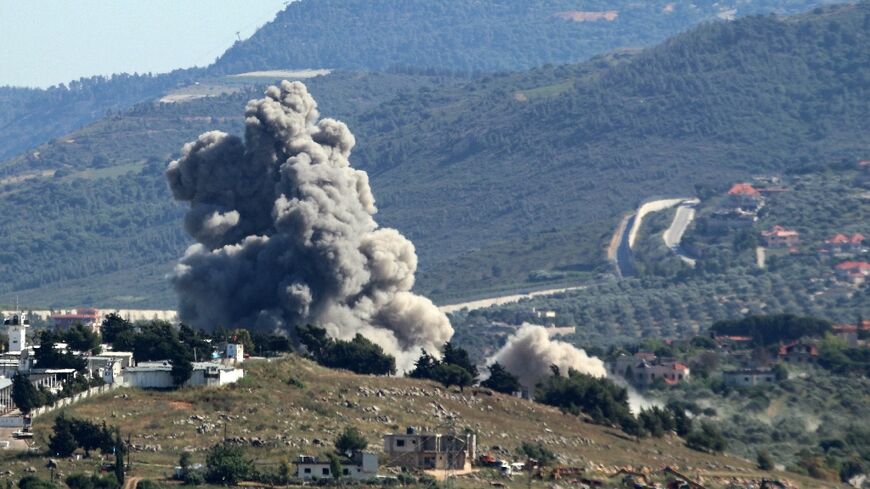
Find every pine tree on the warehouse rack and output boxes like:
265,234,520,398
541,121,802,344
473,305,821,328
49,415,78,457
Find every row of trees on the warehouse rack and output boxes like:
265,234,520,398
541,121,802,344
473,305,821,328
297,324,396,376
48,414,126,484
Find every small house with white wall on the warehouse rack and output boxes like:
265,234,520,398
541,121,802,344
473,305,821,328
295,452,378,480
723,369,776,387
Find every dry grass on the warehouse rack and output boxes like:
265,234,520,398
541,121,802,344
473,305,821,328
0,355,838,488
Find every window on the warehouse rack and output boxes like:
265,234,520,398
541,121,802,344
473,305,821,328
396,439,405,447
343,469,350,475
322,468,330,475
304,468,311,474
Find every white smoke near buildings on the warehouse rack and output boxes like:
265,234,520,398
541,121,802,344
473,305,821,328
166,80,453,370
489,324,606,389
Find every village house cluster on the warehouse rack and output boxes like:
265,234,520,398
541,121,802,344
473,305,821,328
0,309,245,419
710,179,868,288
608,318,870,391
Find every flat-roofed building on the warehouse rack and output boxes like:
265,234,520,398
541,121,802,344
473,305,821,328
383,427,476,471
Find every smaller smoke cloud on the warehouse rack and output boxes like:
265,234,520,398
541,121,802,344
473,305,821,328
489,324,606,389
609,375,662,414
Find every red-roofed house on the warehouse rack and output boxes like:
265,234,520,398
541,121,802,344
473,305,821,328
726,183,764,212
761,226,800,249
835,261,870,286
823,233,865,255
52,308,100,334
631,360,691,386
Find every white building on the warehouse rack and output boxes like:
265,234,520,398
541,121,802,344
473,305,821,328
0,376,13,414
226,343,244,364
723,369,776,387
123,361,244,389
3,313,29,353
295,452,378,480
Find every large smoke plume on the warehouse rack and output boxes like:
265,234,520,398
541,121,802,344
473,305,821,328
166,81,452,370
489,324,606,389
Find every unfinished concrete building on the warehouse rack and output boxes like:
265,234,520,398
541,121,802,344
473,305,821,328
383,427,476,471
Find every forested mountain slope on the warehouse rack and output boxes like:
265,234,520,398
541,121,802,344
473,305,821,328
0,72,460,307
0,0,839,174
0,70,202,163
0,4,867,308
356,3,870,298
212,0,841,74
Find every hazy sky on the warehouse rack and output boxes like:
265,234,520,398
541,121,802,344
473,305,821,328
0,0,289,88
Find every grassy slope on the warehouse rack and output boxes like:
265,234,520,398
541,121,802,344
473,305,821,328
0,355,836,488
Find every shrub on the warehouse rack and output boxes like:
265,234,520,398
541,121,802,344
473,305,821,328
686,422,727,453
205,443,252,485
517,442,557,466
335,427,368,453
18,477,56,489
757,449,774,470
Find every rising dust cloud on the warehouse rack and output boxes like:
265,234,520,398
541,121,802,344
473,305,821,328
166,81,452,370
489,324,607,388
167,81,609,380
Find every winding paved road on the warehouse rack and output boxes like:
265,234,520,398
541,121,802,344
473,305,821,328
611,197,699,276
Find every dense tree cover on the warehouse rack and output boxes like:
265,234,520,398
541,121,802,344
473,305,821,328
49,414,118,458
711,314,831,346
297,324,396,376
11,372,45,415
213,0,838,75
481,362,521,394
62,324,101,354
408,343,478,389
818,335,870,376
249,332,292,357
535,368,635,432
0,4,867,308
638,406,677,438
686,422,728,453
0,69,203,162
64,473,117,489
100,313,131,344
34,332,87,371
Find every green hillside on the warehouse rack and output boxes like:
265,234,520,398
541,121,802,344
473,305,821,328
0,70,205,163
3,1,838,180
0,4,868,307
211,0,842,74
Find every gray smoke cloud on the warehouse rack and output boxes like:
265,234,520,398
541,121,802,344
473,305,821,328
489,324,606,389
166,80,453,370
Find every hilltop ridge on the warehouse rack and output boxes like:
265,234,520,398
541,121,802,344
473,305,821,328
0,355,837,488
